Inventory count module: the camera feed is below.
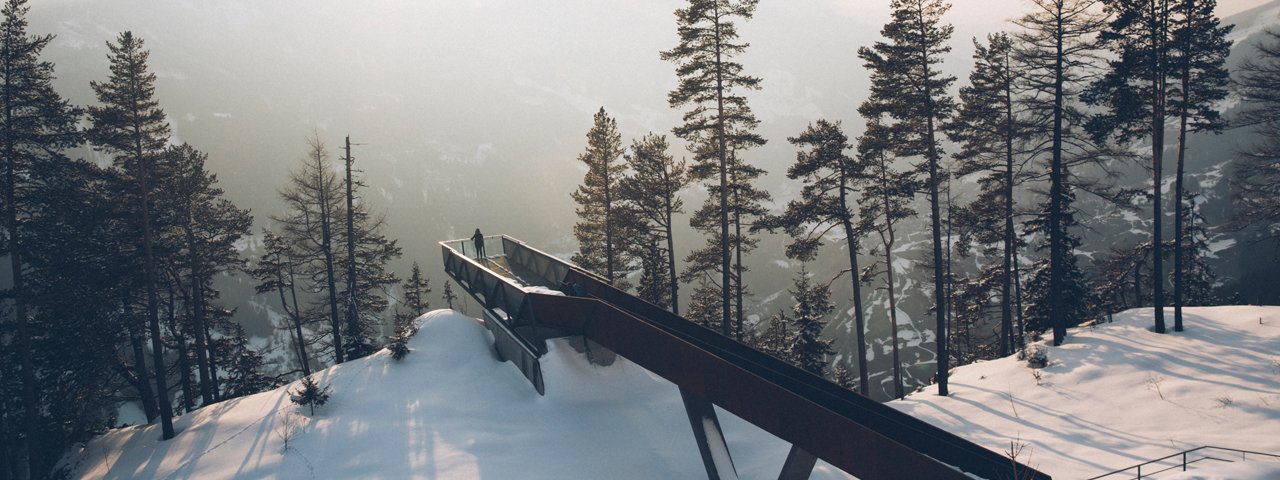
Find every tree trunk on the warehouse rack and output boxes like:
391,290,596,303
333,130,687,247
1049,6,1068,346
343,136,360,357
1150,0,1168,334
664,178,679,315
126,292,159,422
923,90,948,396
139,134,175,440
185,223,213,406
319,162,344,363
288,262,312,377
838,171,870,395
1173,42,1191,332
713,3,732,337
169,283,195,412
1002,47,1017,357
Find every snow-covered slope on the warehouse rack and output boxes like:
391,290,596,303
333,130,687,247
62,307,1280,479
60,310,852,479
892,306,1280,479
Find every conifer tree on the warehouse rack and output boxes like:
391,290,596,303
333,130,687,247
786,268,835,378
1232,29,1280,241
391,262,430,346
399,263,431,319
571,107,630,286
275,135,345,364
213,323,275,400
252,231,313,377
1175,195,1218,306
162,143,253,405
0,0,81,470
856,121,920,399
1013,0,1107,345
684,278,725,333
87,30,176,440
336,184,400,361
945,33,1031,357
662,0,766,337
442,280,458,311
755,120,871,394
618,134,687,311
858,0,956,395
1085,0,1177,334
1167,0,1230,331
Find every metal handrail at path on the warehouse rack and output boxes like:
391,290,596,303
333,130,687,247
1088,446,1280,479
441,235,1050,480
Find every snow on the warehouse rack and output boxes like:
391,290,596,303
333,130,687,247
891,306,1280,479
62,310,851,479
62,307,1280,479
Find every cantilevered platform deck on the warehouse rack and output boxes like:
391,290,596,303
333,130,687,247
441,235,1050,480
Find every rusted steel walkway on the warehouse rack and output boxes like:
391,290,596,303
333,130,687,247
442,235,1050,480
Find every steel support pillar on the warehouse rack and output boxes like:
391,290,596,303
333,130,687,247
680,387,738,480
777,445,818,480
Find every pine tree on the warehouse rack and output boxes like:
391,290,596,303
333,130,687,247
1085,0,1178,334
442,280,458,311
1167,0,1230,330
252,231,313,377
0,0,82,471
1231,31,1280,276
858,0,957,395
87,30,176,441
1013,0,1108,346
1024,187,1096,336
275,135,345,364
856,120,920,399
571,107,631,286
617,134,687,312
662,0,766,337
684,277,725,333
290,375,331,417
213,323,275,400
755,120,872,395
390,262,430,355
336,186,400,361
944,33,1031,357
397,263,431,322
1175,194,1218,306
162,143,253,406
786,268,835,378
19,158,132,474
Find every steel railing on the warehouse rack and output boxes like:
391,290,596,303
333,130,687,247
1088,446,1280,479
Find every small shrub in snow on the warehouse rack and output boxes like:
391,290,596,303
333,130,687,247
290,375,331,416
1145,373,1166,400
275,412,303,452
1215,396,1234,408
389,335,411,360
1023,345,1048,369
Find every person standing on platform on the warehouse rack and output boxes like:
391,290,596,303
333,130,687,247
471,228,487,260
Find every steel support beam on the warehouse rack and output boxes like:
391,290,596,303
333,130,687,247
680,387,738,480
777,445,817,480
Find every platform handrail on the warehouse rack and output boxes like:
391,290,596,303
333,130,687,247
1087,445,1280,479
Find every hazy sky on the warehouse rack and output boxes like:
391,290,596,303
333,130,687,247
24,0,1280,286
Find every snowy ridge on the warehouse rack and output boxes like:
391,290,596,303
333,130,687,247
62,307,1280,479
891,306,1280,479
61,310,852,479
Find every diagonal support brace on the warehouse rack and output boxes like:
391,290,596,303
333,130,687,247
777,445,818,480
680,387,738,480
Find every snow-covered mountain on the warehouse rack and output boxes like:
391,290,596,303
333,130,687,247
61,306,1280,479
